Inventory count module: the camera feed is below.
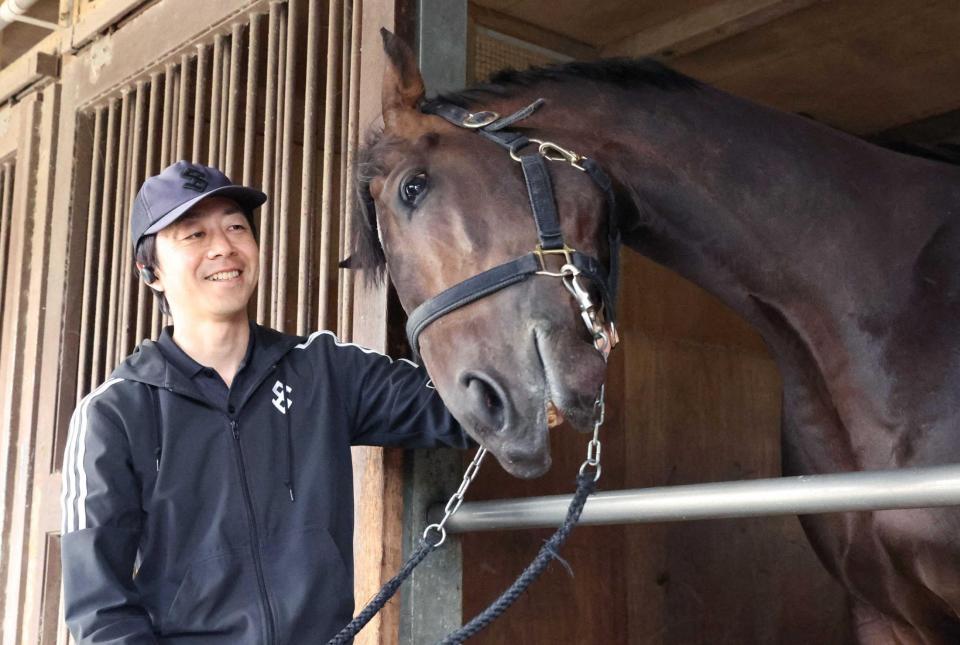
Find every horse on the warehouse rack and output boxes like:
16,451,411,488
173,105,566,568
351,30,960,643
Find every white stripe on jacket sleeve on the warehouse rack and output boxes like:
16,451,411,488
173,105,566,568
295,330,420,369
60,378,125,534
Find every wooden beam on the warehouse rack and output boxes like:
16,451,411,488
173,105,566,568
470,4,597,61
0,46,59,105
11,81,60,645
602,0,822,60
350,2,410,642
65,0,270,108
70,0,148,51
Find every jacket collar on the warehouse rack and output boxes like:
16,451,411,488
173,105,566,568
112,322,303,406
155,323,256,380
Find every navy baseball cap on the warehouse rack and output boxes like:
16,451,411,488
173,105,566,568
130,160,267,250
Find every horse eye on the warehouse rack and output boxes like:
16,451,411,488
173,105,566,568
400,173,429,205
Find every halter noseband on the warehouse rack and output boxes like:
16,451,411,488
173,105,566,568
404,98,621,363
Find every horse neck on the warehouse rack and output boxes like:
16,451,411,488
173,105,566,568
546,81,960,471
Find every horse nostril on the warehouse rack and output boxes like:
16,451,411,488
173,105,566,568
461,371,508,433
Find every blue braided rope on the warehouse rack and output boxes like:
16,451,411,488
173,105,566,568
326,471,596,645
437,472,598,644
326,535,440,645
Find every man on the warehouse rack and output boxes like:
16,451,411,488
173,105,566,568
60,161,470,643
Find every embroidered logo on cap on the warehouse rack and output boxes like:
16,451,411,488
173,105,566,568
181,168,208,192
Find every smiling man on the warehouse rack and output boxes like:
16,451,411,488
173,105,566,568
60,161,470,644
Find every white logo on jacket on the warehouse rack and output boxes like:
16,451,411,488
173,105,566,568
272,380,293,414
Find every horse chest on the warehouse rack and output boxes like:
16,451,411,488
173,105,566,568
804,507,960,627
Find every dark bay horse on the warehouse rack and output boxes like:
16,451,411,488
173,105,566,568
354,31,960,643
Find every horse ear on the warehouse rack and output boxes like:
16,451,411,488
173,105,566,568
339,255,357,269
380,28,425,123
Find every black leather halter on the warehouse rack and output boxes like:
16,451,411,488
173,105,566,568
404,98,621,362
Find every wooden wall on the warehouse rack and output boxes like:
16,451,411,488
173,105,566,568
461,252,853,643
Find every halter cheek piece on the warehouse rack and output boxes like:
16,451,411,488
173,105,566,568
405,98,621,363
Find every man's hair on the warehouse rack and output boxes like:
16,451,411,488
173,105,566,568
135,234,171,315
134,209,257,317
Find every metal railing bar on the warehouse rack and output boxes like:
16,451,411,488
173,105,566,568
434,464,960,533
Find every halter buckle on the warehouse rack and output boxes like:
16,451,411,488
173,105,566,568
461,111,499,129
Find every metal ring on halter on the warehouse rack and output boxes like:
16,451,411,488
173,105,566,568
537,264,580,278
422,523,447,548
593,329,612,361
508,138,588,171
509,138,545,163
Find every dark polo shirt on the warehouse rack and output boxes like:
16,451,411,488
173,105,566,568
155,322,256,413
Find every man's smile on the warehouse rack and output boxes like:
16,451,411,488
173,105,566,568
205,269,243,281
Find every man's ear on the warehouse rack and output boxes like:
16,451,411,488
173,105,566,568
380,28,425,128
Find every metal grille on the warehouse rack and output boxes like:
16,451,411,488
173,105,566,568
471,26,570,83
56,0,361,466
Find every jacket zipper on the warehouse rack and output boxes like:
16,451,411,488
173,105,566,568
229,417,277,645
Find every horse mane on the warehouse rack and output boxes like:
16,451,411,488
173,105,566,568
430,58,700,108
351,58,699,283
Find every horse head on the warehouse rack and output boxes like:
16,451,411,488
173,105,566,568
354,31,619,477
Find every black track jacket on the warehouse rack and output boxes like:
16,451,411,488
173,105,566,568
60,324,470,644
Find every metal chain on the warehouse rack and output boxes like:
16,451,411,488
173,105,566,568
441,384,607,644
423,374,602,548
332,283,608,644
326,448,488,645
422,447,489,547
578,384,605,482
554,261,608,483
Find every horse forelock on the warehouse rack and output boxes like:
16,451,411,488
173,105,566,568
353,129,399,284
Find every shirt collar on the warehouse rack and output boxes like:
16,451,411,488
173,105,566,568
156,321,256,380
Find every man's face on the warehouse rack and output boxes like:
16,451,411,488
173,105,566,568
152,196,259,323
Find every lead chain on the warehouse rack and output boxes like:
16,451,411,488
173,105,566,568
422,447,489,548
579,385,605,482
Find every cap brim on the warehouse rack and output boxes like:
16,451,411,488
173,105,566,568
142,185,268,237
